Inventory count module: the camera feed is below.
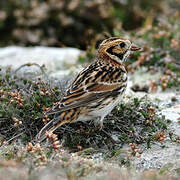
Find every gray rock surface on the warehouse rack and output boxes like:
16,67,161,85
0,46,82,77
132,92,180,171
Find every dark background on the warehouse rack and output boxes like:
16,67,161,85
1,0,179,49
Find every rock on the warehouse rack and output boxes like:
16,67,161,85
0,46,82,77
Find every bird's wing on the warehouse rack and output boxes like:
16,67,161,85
46,83,126,115
45,61,127,115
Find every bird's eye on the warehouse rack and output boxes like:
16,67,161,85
119,42,126,48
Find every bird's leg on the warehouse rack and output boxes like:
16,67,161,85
93,116,100,128
93,116,104,130
99,117,104,130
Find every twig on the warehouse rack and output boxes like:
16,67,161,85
0,118,8,122
0,132,23,149
15,63,48,78
0,132,24,151
6,132,24,143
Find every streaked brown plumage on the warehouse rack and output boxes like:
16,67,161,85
36,37,141,142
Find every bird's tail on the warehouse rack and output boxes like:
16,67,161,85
35,116,67,142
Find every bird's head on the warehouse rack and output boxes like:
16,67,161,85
98,37,141,63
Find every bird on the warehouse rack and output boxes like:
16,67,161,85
36,37,141,142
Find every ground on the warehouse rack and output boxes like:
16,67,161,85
0,0,180,179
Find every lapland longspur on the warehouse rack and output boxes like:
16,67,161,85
36,37,141,142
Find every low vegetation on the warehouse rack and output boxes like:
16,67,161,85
0,67,172,148
1,66,179,179
0,0,180,179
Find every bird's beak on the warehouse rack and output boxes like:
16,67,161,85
130,44,141,51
